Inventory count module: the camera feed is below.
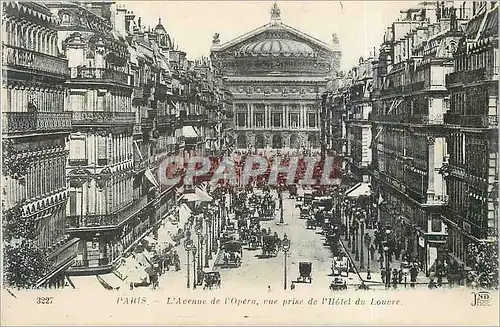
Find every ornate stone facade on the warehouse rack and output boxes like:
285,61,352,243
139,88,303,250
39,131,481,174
211,3,341,150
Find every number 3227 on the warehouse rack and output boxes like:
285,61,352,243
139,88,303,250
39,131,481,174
36,297,53,304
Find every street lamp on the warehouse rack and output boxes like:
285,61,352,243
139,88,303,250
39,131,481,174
353,214,359,260
195,222,203,269
383,242,390,289
204,234,210,268
183,238,193,289
192,245,197,289
344,199,349,242
279,189,284,224
359,212,365,270
281,235,291,290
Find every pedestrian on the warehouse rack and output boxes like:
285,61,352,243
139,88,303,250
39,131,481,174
392,269,398,289
394,243,401,260
366,268,371,280
398,268,403,284
290,283,295,290
369,244,376,261
268,285,272,292
410,264,418,288
381,268,386,284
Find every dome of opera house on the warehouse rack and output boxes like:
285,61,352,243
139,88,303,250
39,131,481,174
236,38,317,58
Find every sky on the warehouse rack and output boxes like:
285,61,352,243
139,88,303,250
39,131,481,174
123,1,421,71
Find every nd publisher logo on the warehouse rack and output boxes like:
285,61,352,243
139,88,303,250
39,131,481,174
471,291,492,307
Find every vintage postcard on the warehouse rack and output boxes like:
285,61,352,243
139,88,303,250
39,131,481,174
1,0,499,325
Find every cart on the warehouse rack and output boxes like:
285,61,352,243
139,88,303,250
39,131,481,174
296,262,312,283
203,271,221,290
329,277,347,291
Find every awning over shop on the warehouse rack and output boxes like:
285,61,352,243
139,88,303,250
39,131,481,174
143,236,158,246
195,186,213,202
182,126,199,138
345,182,372,198
133,140,143,160
97,273,125,290
66,275,110,290
179,203,191,225
145,168,160,188
178,193,200,203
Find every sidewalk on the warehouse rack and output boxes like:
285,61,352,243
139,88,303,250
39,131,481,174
339,228,444,287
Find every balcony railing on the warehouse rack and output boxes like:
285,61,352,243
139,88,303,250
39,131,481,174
134,159,148,172
141,117,154,129
157,114,177,126
381,85,402,96
2,111,72,133
69,159,88,166
133,124,142,135
73,67,131,86
133,86,144,99
372,114,410,123
2,44,69,77
446,68,487,85
71,111,135,126
66,197,153,230
444,113,498,128
409,114,444,125
67,214,120,229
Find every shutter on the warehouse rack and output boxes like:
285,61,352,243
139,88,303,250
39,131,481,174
69,190,77,216
71,137,86,159
98,136,107,159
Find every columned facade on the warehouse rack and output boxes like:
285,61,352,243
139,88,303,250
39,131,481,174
211,3,340,151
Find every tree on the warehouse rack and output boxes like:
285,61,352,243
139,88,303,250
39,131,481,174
467,242,499,289
2,139,31,180
3,241,49,289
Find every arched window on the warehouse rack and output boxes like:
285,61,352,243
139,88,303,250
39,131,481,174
29,27,35,51
34,30,40,52
237,134,246,149
255,135,265,149
290,134,299,149
4,20,10,45
20,25,27,48
61,13,70,24
272,134,282,149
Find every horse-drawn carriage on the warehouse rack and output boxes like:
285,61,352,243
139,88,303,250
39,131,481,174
222,240,243,268
259,195,276,220
247,229,261,249
296,262,312,283
299,205,311,220
288,184,298,199
332,256,349,277
248,193,261,209
203,271,221,290
261,235,280,257
306,216,316,229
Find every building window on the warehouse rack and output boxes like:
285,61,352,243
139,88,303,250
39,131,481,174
69,190,77,216
237,113,247,127
70,137,86,164
254,113,264,128
272,112,282,128
308,113,317,128
289,113,299,128
431,217,442,232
